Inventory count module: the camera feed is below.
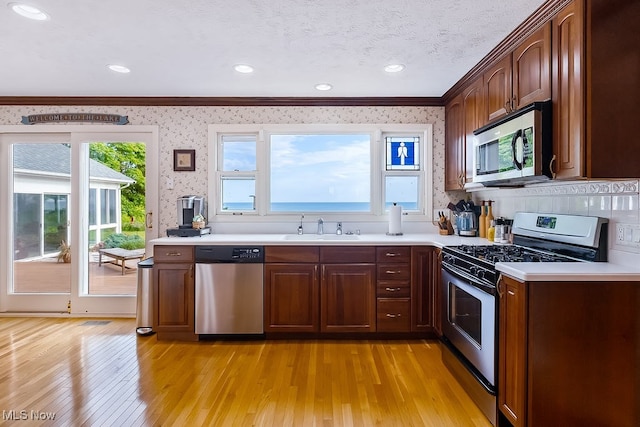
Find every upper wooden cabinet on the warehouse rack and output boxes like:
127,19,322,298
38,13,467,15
445,93,465,190
462,78,485,184
552,0,639,179
484,24,551,123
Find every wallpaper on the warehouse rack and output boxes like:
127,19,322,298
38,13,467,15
0,105,450,233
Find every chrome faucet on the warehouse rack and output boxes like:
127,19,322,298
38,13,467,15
317,218,324,235
336,222,343,235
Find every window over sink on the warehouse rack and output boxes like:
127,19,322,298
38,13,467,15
209,124,432,220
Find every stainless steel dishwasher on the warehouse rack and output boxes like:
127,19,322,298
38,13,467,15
195,246,264,335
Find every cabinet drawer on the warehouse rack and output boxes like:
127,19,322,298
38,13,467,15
377,283,410,298
154,245,194,263
265,246,319,263
376,246,411,263
320,246,375,263
377,299,411,332
377,263,411,281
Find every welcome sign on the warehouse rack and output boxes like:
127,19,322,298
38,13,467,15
21,113,129,125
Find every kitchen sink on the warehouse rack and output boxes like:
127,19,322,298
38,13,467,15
282,234,360,241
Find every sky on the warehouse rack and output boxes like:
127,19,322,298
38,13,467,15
222,133,418,208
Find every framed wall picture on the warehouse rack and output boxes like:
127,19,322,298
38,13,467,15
173,149,195,171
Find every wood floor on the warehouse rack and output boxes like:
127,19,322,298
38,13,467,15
0,317,492,426
13,260,138,295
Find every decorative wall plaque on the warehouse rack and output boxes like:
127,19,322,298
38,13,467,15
21,113,129,125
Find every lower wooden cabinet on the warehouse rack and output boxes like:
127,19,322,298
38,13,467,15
152,245,196,340
264,263,319,333
497,274,639,427
411,246,440,334
264,245,440,337
376,298,410,332
321,263,376,333
497,275,527,427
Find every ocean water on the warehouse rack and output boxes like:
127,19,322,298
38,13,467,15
222,202,417,212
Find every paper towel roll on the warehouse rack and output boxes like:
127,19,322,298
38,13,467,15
388,203,403,235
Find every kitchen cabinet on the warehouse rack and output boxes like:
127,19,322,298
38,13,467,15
484,24,551,122
376,246,411,332
410,246,440,334
264,246,319,333
551,0,639,179
445,93,465,190
462,78,485,184
497,275,527,427
445,77,484,190
497,274,639,427
320,246,376,333
152,245,197,341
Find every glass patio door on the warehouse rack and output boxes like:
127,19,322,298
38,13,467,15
0,126,158,314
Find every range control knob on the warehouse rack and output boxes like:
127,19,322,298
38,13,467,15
477,269,486,280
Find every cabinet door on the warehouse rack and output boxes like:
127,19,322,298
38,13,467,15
463,77,484,183
445,94,465,190
484,55,512,122
264,263,319,333
410,246,438,333
552,0,584,179
513,24,551,109
321,264,376,333
153,262,195,334
498,275,527,427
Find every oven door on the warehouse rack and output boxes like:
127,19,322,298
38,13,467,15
441,265,496,389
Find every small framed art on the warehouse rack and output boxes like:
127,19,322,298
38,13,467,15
173,149,195,171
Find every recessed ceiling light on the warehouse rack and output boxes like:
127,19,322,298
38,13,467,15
384,64,405,73
9,3,49,20
234,64,254,74
315,83,333,91
108,64,131,74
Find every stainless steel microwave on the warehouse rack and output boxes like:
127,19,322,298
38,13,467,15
473,101,552,187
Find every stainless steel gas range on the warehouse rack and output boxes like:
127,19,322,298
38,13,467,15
440,212,608,425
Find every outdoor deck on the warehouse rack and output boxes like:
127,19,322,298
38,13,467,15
13,255,140,295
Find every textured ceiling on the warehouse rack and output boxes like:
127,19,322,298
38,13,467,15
0,0,546,97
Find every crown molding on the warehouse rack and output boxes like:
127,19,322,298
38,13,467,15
0,96,443,107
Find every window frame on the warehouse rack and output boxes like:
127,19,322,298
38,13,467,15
209,124,433,223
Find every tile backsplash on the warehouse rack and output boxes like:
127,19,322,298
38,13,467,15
468,179,640,265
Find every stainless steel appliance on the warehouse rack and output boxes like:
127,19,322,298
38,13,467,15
455,209,478,237
167,195,211,237
473,101,552,187
440,212,608,425
195,246,264,335
177,195,206,228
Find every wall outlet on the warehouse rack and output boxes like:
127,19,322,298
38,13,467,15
614,223,640,248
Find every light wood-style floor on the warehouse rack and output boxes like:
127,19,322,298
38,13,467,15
13,260,138,295
0,317,492,426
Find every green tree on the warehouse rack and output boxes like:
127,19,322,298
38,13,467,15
89,143,146,224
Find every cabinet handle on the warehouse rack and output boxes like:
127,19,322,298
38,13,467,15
385,252,399,257
385,313,402,318
497,274,504,298
507,290,515,296
189,265,194,278
549,154,557,179
165,252,182,257
384,287,402,292
504,100,511,113
385,270,402,274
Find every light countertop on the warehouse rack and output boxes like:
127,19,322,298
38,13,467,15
149,233,640,282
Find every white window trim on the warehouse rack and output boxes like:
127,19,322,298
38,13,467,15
208,124,433,223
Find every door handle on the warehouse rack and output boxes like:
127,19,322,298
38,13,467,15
146,212,153,229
